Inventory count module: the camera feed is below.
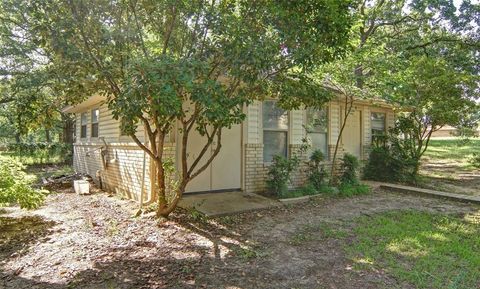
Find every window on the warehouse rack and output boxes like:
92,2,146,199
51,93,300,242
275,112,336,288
119,121,128,136
80,113,87,138
91,108,99,138
371,112,386,145
263,100,288,162
306,107,328,158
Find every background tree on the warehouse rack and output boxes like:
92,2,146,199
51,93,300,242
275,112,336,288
290,0,480,182
372,0,480,176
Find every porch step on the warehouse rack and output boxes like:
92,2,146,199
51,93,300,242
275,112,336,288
179,191,281,217
380,183,480,204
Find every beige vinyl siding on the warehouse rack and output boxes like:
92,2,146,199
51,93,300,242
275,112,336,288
329,102,341,144
73,144,151,201
73,143,176,201
386,110,395,128
363,106,372,147
246,101,261,144
75,113,81,143
72,102,163,201
98,105,119,143
290,110,304,144
74,103,146,144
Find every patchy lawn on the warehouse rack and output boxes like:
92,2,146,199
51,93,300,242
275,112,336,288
347,211,480,289
1,186,479,288
420,138,480,195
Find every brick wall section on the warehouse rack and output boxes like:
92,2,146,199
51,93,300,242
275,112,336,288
289,144,309,188
244,143,342,193
244,144,268,193
363,144,372,161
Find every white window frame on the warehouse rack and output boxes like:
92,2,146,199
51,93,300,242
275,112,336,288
371,111,386,143
91,108,99,138
262,100,289,163
80,112,88,139
305,107,329,160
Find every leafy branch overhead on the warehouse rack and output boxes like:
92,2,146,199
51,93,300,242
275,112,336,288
0,0,353,217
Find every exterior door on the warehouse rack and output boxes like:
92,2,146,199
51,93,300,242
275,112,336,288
183,123,242,193
342,109,362,159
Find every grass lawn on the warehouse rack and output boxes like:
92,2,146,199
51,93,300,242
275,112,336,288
423,138,480,170
419,138,480,195
1,151,68,166
347,210,480,289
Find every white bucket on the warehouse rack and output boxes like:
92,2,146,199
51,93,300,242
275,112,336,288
74,180,90,195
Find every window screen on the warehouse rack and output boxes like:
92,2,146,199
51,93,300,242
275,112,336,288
80,113,87,138
263,101,288,162
371,112,386,145
91,108,99,138
306,108,328,158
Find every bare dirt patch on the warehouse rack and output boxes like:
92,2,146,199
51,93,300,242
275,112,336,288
1,188,478,289
420,158,480,196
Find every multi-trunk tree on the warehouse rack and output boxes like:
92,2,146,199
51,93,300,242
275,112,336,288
3,0,353,217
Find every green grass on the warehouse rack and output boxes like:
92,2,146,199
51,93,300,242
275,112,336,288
24,164,74,184
423,139,480,168
347,210,480,289
290,222,349,245
1,151,70,166
279,183,370,199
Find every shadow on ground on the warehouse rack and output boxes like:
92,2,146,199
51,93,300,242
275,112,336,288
0,211,270,289
0,216,56,260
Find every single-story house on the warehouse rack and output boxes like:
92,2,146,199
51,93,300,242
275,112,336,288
63,95,394,201
430,125,480,138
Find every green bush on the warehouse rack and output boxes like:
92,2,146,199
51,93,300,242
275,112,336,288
0,156,46,209
363,143,418,183
470,152,480,168
6,142,73,165
306,149,329,191
266,155,299,197
339,153,360,185
318,184,337,195
338,183,370,197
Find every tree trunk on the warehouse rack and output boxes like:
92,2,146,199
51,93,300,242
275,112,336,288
62,113,75,144
15,133,21,143
330,96,353,184
45,129,51,143
354,65,364,89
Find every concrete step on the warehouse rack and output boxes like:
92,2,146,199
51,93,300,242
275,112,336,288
380,183,480,204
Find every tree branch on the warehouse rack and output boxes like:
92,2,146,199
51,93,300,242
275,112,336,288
190,128,222,179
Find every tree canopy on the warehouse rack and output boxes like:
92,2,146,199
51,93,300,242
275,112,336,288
0,0,354,216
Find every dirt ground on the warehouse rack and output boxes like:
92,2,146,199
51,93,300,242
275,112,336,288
420,158,480,196
1,187,479,289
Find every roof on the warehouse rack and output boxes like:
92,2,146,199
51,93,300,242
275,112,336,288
62,95,107,113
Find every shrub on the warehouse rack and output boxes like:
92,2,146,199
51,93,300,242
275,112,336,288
338,183,370,197
306,149,329,191
317,184,337,195
6,142,73,165
339,153,360,185
470,152,480,168
0,156,46,209
363,141,419,183
266,155,299,197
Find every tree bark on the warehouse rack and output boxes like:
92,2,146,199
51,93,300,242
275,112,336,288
62,113,75,144
330,96,354,184
45,129,51,143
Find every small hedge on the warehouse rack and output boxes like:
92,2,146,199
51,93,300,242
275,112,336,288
6,142,73,165
0,156,47,209
363,146,418,183
470,152,480,168
274,152,370,199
